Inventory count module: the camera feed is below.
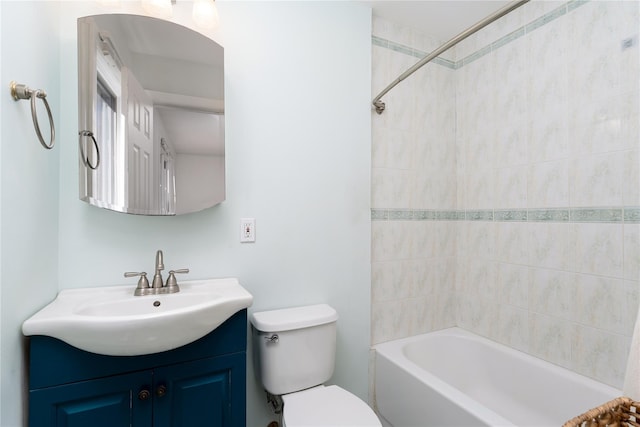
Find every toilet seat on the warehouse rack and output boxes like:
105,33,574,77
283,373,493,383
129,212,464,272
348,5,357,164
282,385,381,427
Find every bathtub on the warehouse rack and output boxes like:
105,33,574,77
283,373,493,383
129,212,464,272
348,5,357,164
374,328,621,427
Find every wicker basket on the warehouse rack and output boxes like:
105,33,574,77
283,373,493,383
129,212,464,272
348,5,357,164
563,397,640,427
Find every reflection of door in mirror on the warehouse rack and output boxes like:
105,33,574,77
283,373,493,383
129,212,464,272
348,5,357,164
123,67,155,214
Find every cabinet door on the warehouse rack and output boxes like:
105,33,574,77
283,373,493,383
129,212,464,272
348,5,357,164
29,370,152,427
153,353,245,427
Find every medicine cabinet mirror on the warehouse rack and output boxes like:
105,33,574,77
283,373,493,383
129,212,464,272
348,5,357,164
78,14,224,215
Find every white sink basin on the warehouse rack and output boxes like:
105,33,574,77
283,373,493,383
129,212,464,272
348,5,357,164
22,278,253,356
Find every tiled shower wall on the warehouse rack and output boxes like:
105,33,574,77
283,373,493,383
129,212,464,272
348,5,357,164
371,0,640,388
371,18,458,344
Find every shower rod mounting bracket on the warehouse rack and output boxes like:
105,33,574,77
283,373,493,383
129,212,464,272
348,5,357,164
373,100,385,115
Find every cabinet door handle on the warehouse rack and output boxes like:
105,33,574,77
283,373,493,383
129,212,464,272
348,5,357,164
156,384,167,398
138,389,151,401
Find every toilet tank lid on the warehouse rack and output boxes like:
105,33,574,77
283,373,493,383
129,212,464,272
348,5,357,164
251,304,338,332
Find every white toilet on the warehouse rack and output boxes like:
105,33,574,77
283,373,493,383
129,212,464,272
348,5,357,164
251,304,381,427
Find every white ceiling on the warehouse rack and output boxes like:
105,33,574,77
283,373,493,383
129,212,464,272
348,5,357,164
364,1,511,40
155,107,225,156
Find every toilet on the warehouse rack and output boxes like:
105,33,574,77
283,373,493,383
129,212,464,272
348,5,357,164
251,304,381,427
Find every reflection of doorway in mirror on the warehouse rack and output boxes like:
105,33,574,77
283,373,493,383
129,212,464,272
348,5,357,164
123,67,155,213
95,79,118,206
94,30,125,208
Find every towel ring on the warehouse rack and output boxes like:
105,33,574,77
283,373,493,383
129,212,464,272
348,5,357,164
10,81,55,150
79,130,100,170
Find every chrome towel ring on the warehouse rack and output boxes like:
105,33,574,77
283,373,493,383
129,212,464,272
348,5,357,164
78,130,100,170
9,81,55,150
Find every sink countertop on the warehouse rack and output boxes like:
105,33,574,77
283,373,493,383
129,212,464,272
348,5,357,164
22,277,253,356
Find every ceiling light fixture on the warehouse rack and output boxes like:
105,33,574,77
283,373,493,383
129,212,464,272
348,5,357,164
139,0,219,30
192,0,220,30
141,0,173,19
98,0,121,8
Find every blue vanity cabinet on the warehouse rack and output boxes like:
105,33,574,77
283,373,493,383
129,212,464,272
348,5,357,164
29,370,152,427
153,353,243,426
27,310,247,427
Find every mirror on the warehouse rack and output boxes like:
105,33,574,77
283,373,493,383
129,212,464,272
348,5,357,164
78,14,224,215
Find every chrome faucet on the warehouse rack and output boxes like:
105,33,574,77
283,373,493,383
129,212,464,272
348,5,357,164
124,250,189,296
152,250,164,289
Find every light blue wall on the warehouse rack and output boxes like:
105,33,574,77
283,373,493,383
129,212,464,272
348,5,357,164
1,2,372,426
1,2,61,426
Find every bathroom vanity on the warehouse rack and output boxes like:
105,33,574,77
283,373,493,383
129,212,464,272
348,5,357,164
27,310,247,427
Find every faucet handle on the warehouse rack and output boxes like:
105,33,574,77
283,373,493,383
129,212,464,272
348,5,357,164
165,269,189,290
125,272,150,295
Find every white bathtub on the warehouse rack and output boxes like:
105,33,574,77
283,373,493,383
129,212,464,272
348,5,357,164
375,328,621,427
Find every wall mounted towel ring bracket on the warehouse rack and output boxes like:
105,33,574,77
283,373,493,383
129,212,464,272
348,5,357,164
9,81,56,149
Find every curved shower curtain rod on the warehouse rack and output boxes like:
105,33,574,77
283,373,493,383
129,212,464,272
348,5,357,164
372,0,530,114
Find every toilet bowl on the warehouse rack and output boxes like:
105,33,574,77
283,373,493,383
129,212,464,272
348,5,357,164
251,304,381,427
281,385,381,427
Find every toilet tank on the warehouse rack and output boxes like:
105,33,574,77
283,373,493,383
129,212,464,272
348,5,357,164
250,304,339,395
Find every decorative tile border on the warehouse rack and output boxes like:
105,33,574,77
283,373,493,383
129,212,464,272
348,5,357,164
528,209,570,222
495,209,527,222
372,35,457,69
372,0,589,70
490,27,524,52
389,209,413,220
372,207,639,224
414,210,435,220
624,208,640,223
571,208,623,223
437,210,466,221
524,3,567,33
466,210,494,221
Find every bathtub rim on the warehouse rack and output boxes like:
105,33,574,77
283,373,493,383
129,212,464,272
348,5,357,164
373,327,622,426
375,328,514,426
